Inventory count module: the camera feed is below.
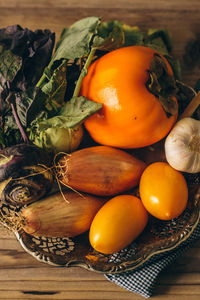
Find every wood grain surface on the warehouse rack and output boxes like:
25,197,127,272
0,0,200,299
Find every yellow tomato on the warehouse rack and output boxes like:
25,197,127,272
89,195,148,254
139,162,188,220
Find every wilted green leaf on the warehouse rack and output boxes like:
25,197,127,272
0,25,55,149
39,60,67,111
37,96,102,129
28,96,102,153
92,20,124,51
14,87,45,127
146,28,172,54
2,114,23,147
0,47,22,92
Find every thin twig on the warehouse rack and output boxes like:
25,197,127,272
180,91,200,119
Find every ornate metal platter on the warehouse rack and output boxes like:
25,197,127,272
0,81,199,274
0,171,198,274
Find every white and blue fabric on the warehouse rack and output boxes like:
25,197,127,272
105,221,200,298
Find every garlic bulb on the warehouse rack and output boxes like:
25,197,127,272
164,117,200,173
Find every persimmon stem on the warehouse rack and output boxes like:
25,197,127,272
180,91,200,119
73,47,97,97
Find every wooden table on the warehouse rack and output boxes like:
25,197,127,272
0,0,200,299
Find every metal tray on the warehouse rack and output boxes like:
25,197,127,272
0,165,199,274
0,81,199,274
15,174,200,274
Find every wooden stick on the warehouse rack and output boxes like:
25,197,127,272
180,91,200,119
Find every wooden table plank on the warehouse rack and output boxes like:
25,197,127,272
0,2,199,88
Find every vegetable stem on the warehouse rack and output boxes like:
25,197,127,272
36,73,47,89
73,47,97,97
180,91,200,119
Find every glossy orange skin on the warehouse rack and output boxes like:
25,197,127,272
89,195,148,254
80,46,177,148
139,162,188,220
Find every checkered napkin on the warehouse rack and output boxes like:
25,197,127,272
105,221,200,298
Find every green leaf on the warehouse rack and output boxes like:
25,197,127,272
0,47,22,91
143,28,181,79
39,60,67,111
146,28,172,54
0,128,5,147
5,114,19,130
1,114,23,147
28,96,102,152
122,24,145,47
164,54,181,80
14,87,46,127
36,17,101,105
60,96,102,127
50,17,101,65
92,20,124,51
72,20,124,98
38,96,102,129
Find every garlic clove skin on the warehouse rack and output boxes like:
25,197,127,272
164,117,200,173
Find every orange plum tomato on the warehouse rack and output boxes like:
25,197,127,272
89,195,148,254
139,162,188,220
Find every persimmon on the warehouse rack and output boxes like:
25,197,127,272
80,46,178,148
139,162,188,220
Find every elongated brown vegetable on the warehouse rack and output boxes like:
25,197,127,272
56,146,146,196
20,191,105,237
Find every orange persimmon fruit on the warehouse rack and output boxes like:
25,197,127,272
80,45,178,148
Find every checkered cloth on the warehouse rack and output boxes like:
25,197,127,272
105,221,200,298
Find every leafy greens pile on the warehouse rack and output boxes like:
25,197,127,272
0,17,181,152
